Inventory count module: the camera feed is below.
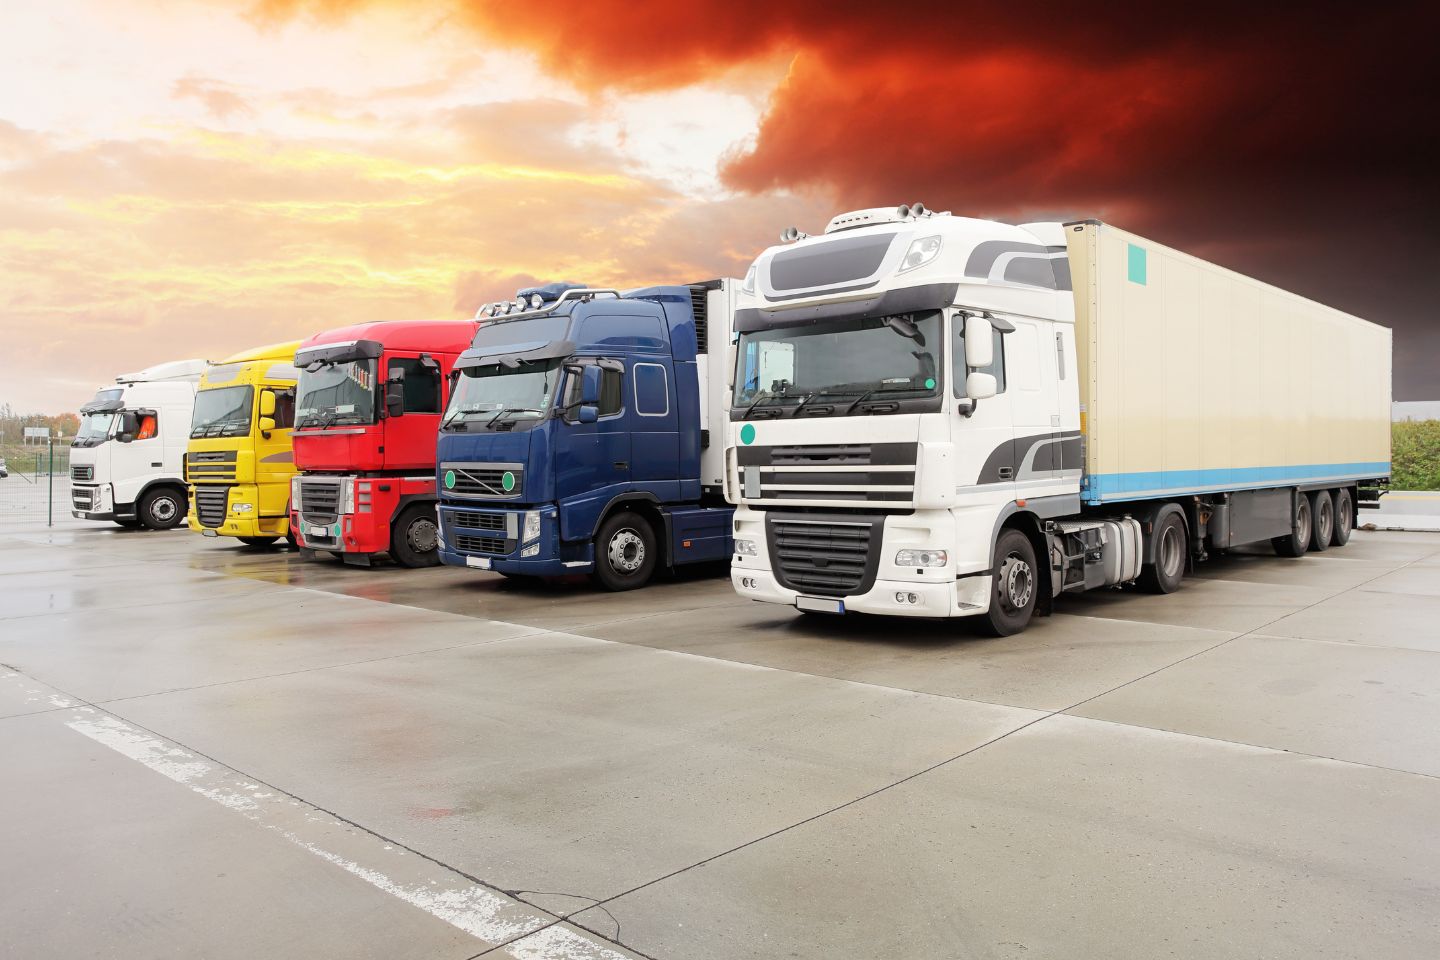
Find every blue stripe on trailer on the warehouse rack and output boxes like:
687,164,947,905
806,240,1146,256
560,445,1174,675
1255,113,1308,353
1082,461,1390,503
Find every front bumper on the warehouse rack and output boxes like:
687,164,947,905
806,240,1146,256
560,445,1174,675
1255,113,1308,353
731,566,992,617
188,483,289,539
437,503,579,576
71,483,126,521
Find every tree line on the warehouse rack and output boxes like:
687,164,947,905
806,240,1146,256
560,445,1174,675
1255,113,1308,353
0,403,81,443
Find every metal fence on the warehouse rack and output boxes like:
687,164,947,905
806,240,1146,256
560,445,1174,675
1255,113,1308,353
0,442,72,528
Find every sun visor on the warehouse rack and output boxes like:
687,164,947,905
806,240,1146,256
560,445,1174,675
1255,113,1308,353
734,282,959,333
295,339,384,367
80,397,125,415
455,339,577,372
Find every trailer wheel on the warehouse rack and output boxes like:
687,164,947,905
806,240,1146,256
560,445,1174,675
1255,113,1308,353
390,504,441,568
138,486,186,530
1308,491,1333,552
1272,493,1312,558
1138,512,1186,593
1331,488,1354,546
981,528,1038,637
592,510,656,591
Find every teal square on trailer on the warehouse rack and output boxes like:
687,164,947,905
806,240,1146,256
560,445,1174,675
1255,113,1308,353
1127,243,1147,285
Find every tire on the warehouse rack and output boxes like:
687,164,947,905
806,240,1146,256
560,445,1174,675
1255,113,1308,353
138,486,186,530
1272,493,1312,558
389,504,441,568
1308,491,1333,552
239,536,279,547
1331,488,1354,547
592,510,657,591
981,528,1039,637
1138,511,1186,593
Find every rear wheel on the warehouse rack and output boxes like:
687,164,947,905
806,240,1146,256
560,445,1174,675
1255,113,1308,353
1138,511,1186,593
1331,488,1354,546
239,536,279,547
592,511,657,591
390,504,441,568
982,528,1038,637
1272,493,1312,558
1308,491,1333,552
138,486,186,530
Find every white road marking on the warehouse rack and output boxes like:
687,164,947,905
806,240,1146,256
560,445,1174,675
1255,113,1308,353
0,672,637,959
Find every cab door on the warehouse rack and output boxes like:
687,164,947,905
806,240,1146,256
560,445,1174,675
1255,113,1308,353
1005,316,1066,489
952,316,1015,497
381,353,444,470
553,361,630,541
255,384,297,519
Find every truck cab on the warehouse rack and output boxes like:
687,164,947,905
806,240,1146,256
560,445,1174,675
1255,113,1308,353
288,320,479,567
435,282,735,589
70,359,208,529
184,341,302,546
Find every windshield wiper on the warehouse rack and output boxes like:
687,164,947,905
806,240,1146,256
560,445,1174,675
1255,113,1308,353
738,392,793,419
484,407,545,428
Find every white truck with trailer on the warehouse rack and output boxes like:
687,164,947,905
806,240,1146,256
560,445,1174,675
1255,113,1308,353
726,205,1391,635
70,359,208,529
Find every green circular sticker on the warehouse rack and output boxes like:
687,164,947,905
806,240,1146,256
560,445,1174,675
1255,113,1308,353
501,471,516,492
739,423,756,445
924,377,936,389
443,470,456,490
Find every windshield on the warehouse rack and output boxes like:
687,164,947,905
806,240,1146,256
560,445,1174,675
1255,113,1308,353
733,310,943,418
443,360,560,432
296,359,377,428
190,385,253,439
74,412,116,447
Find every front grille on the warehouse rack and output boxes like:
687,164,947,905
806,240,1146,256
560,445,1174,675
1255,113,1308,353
454,533,509,554
186,450,238,483
451,511,506,531
72,487,96,510
737,442,917,506
768,517,880,596
441,463,523,499
194,486,230,528
298,479,342,523
71,464,94,482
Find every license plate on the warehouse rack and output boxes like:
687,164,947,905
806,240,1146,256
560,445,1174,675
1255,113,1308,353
309,525,329,538
202,529,218,538
796,596,844,614
466,556,492,569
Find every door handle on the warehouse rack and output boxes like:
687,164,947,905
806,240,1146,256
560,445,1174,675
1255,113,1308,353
613,461,629,470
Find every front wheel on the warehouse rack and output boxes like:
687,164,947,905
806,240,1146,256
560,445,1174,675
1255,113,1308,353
592,511,657,591
138,487,186,530
389,504,441,568
1272,493,1312,558
982,528,1038,637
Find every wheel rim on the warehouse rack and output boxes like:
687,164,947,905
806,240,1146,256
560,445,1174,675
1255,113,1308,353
607,528,645,574
1296,503,1311,545
151,496,178,523
997,551,1033,614
408,518,438,552
1337,496,1353,537
1316,500,1333,542
1158,524,1184,578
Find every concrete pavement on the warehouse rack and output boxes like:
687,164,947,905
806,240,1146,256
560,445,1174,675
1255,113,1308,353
2,516,1439,959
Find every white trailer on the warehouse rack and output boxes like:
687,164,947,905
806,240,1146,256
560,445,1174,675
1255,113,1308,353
725,206,1390,635
70,359,208,529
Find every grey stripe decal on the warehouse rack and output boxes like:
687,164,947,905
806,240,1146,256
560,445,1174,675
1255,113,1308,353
976,431,1082,484
963,241,1072,291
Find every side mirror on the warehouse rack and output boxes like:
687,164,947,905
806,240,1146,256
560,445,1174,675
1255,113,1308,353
580,365,602,405
259,390,276,417
116,411,139,442
577,405,599,424
964,315,994,368
966,371,998,400
258,416,277,434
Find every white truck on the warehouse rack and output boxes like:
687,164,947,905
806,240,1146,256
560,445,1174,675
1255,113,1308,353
726,206,1391,635
70,359,208,529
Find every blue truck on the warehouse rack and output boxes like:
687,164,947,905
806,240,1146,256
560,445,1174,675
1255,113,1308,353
435,280,737,589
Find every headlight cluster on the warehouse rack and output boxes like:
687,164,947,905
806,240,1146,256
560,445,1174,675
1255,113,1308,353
895,549,947,568
522,510,541,543
735,538,758,556
232,503,254,515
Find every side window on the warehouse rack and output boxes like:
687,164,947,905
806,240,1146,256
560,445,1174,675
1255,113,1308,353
388,358,440,414
562,367,623,421
633,363,668,416
136,413,158,440
952,326,1007,397
271,388,296,429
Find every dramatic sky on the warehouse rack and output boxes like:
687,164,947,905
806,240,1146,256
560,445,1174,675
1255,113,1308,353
2,0,1436,413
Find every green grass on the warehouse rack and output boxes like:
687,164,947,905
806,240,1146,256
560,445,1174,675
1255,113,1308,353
1392,420,1440,491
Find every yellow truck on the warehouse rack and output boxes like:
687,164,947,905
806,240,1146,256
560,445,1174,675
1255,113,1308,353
185,341,302,545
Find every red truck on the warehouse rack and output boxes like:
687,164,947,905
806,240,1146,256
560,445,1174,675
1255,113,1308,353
289,320,480,566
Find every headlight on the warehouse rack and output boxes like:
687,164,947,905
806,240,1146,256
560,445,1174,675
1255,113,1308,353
896,548,947,567
896,235,942,274
521,544,540,558
341,481,355,514
735,538,757,556
232,503,254,514
522,510,541,543
290,476,302,506
741,264,757,295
